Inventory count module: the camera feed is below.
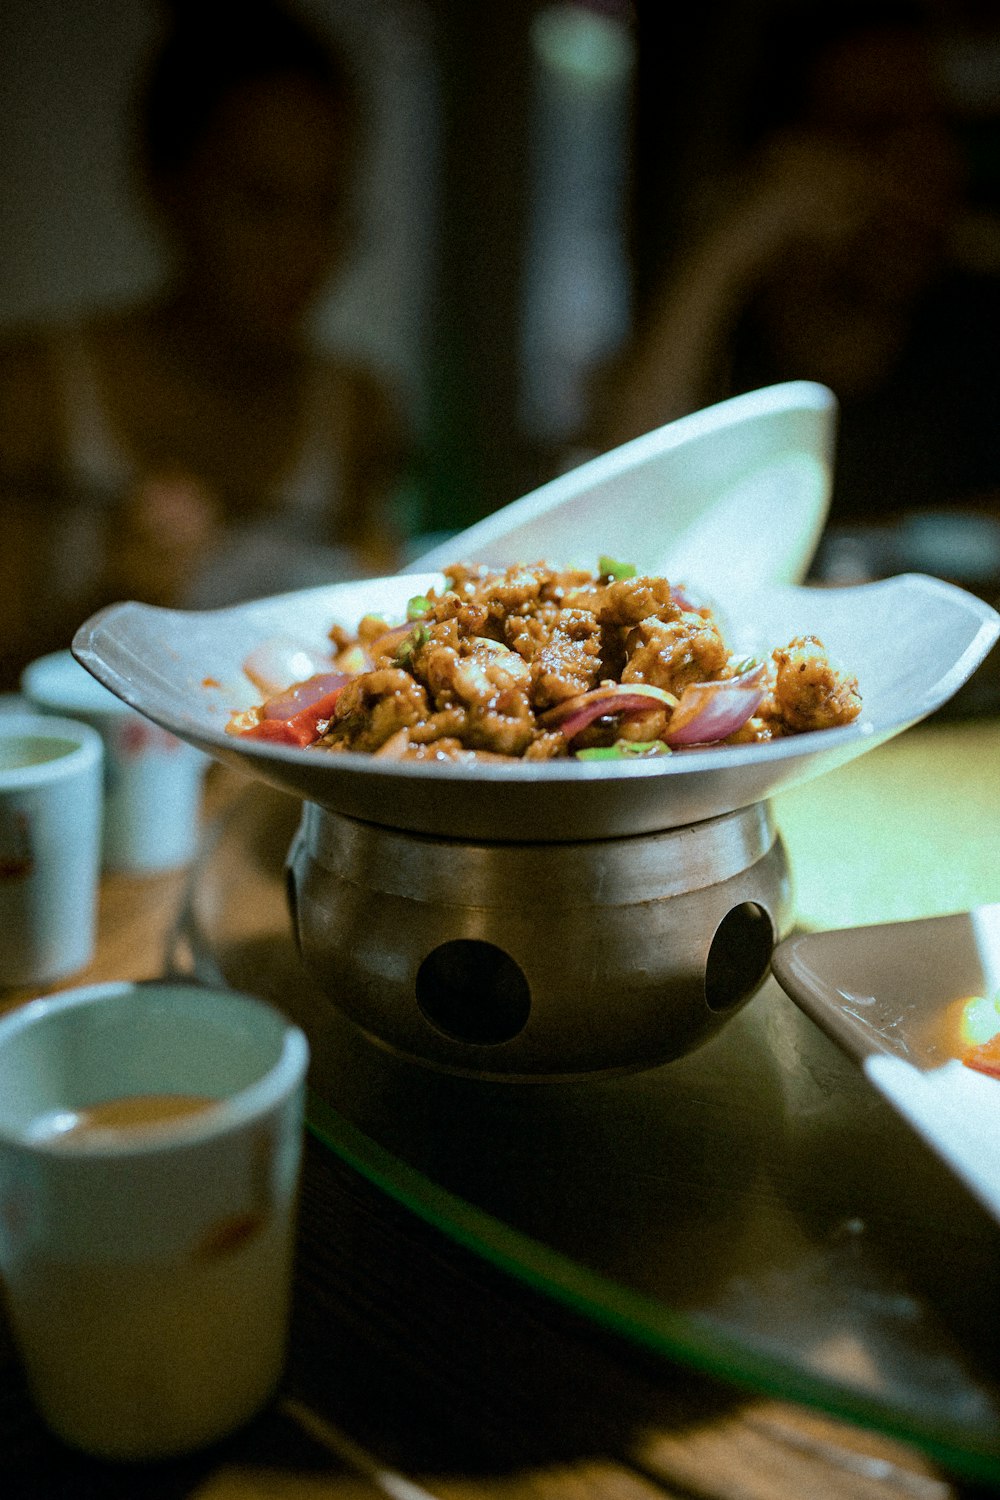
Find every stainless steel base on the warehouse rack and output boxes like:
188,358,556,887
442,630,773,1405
286,800,792,1079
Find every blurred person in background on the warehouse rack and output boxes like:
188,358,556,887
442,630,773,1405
589,0,1000,537
0,0,407,688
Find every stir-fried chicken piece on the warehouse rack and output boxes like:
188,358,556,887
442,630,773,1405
321,668,428,753
763,635,862,733
621,613,730,696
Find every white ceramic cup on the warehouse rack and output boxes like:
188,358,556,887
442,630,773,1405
0,716,103,989
21,651,207,874
0,980,309,1460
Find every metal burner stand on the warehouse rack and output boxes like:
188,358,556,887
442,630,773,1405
286,798,792,1081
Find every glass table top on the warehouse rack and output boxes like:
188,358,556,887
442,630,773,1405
172,717,1000,1484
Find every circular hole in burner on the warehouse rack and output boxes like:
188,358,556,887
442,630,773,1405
704,902,774,1014
416,940,531,1045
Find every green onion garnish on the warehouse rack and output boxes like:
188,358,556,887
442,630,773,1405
394,622,430,665
598,555,637,582
576,739,670,760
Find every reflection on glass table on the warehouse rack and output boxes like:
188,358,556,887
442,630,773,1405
170,717,1000,1486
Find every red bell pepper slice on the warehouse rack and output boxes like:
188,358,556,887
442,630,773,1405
963,1032,1000,1080
237,673,349,747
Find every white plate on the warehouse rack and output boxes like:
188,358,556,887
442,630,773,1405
772,909,1000,1226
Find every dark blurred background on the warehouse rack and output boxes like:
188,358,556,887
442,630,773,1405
1,0,998,540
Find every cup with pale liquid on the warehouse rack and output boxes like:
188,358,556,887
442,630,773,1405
21,650,207,874
0,980,309,1460
0,715,103,988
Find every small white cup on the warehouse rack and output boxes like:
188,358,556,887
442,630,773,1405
21,651,207,874
0,980,309,1460
0,715,103,988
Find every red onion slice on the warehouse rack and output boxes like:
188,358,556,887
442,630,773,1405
543,684,677,742
664,663,767,747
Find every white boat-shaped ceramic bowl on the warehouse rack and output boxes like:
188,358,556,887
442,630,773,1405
72,383,1000,840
